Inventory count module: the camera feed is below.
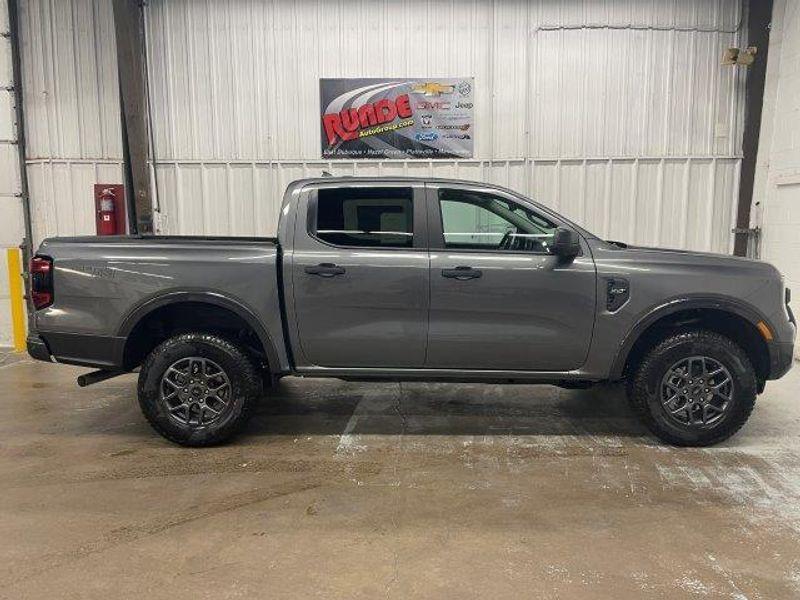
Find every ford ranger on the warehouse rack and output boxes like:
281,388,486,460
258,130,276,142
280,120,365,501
26,177,796,446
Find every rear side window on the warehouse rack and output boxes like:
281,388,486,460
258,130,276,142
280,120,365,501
315,187,413,248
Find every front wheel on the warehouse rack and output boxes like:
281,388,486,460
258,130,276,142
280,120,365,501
137,333,262,446
627,330,757,446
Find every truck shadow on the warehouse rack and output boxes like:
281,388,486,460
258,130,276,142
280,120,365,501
244,378,649,440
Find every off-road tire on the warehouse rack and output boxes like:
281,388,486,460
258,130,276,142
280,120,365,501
138,333,262,446
628,330,757,446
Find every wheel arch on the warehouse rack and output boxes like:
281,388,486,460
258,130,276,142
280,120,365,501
117,291,281,373
612,297,773,385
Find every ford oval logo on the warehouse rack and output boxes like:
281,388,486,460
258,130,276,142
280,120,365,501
415,132,439,142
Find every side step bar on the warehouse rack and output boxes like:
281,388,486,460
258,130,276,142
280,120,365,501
77,369,124,387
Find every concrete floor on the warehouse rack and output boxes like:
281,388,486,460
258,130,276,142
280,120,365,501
1,355,799,599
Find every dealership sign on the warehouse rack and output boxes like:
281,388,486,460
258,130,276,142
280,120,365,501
320,78,474,159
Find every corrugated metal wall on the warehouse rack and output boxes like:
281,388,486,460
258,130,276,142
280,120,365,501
20,0,747,253
754,0,800,356
18,0,122,244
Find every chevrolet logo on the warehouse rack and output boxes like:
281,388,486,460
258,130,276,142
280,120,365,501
411,82,455,97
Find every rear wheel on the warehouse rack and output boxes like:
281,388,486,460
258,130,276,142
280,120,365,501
627,330,757,446
138,333,262,446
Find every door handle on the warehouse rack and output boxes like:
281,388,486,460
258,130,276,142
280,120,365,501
441,266,482,280
305,263,346,277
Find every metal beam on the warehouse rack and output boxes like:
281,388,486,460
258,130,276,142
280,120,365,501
112,0,152,235
733,0,773,257
7,0,35,318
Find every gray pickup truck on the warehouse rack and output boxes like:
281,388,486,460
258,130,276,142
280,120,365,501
27,177,795,447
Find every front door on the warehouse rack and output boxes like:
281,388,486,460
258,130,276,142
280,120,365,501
425,184,596,371
291,183,429,368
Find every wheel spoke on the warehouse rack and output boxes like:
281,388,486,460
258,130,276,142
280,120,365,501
711,378,732,400
712,388,732,402
204,401,223,415
667,402,687,415
168,402,188,415
167,366,185,378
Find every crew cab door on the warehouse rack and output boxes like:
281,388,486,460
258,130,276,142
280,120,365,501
289,182,429,368
425,183,596,371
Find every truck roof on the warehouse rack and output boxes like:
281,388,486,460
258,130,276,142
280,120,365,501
289,175,518,189
285,175,535,207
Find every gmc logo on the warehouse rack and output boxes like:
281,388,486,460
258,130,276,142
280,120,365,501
416,101,450,111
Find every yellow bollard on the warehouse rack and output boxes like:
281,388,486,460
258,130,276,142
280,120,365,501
6,248,26,352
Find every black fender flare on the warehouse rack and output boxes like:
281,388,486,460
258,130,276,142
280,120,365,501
609,295,773,380
116,290,281,373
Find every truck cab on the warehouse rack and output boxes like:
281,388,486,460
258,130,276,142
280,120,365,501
283,178,596,374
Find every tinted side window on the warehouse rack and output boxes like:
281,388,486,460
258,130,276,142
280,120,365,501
315,188,413,248
438,188,556,253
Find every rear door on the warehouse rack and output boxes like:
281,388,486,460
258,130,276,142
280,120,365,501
290,182,429,368
425,183,596,371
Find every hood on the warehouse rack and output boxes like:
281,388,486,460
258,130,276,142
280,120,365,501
595,240,782,279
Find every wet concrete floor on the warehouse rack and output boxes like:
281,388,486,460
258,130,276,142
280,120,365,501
1,355,799,599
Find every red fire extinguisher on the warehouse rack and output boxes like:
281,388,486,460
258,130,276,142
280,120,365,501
97,188,117,235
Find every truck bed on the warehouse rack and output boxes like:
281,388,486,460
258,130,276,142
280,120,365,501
32,234,288,372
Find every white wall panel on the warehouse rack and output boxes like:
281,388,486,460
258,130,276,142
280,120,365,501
19,0,120,160
146,0,745,161
752,0,800,357
153,156,739,253
145,0,746,253
18,0,121,244
26,159,123,243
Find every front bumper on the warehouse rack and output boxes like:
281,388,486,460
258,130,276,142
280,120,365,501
27,334,52,362
768,339,795,380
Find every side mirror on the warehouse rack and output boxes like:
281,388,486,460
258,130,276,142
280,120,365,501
550,227,581,258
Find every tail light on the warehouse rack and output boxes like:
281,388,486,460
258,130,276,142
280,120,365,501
30,256,53,310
